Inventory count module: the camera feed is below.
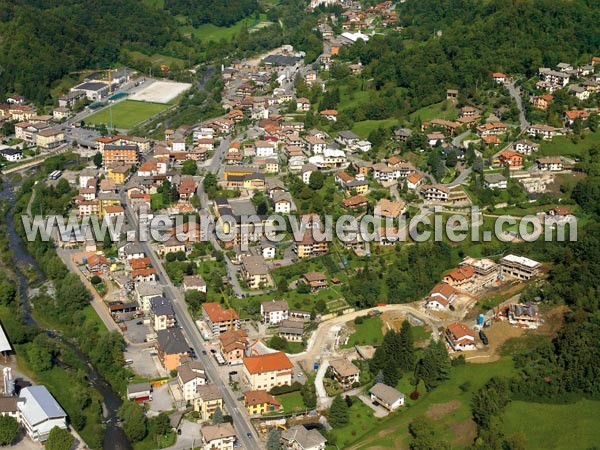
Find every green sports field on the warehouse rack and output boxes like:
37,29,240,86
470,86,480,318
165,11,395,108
85,100,169,129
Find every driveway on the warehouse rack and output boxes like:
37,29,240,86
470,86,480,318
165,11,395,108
357,393,389,418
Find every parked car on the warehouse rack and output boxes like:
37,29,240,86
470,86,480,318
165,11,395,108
479,329,489,345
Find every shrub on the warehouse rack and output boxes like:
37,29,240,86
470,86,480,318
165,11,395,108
410,391,420,400
90,275,102,285
354,316,364,325
270,382,302,395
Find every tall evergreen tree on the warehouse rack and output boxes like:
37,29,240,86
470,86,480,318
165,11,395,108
398,320,416,372
329,395,349,428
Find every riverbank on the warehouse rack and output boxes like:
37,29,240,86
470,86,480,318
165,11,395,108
0,163,132,450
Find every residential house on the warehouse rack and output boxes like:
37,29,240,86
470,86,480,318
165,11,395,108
156,327,189,371
17,386,68,442
532,94,553,111
374,198,406,219
177,358,206,402
244,390,281,415
194,385,223,420
406,172,425,190
498,149,523,169
279,320,304,342
296,98,311,111
261,300,289,324
329,358,360,388
294,229,328,259
484,173,507,189
240,255,274,289
369,383,405,411
0,148,23,162
420,184,450,201
564,109,590,126
492,72,506,83
0,397,18,420
255,140,277,157
426,283,457,310
513,139,540,155
182,275,207,293
132,268,158,283
242,352,293,390
336,130,360,148
427,132,445,147
536,156,563,171
281,425,327,450
443,266,475,288
200,423,236,450
36,128,65,150
273,191,294,214
476,122,508,137
302,272,327,292
301,164,317,184
219,329,248,365
342,195,368,209
393,127,412,142
319,110,338,122
526,124,560,140
135,284,162,311
150,296,176,331
445,323,476,351
202,302,240,335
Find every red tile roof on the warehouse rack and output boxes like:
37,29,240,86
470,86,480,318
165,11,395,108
243,352,293,374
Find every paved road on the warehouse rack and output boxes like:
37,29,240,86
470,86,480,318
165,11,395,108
120,192,262,450
507,80,530,130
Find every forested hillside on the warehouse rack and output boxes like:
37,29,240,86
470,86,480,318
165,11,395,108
0,0,178,103
340,0,600,107
164,0,260,27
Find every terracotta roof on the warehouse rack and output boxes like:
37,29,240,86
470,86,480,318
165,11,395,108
202,302,239,323
243,351,293,374
445,266,474,281
244,390,280,407
446,322,475,341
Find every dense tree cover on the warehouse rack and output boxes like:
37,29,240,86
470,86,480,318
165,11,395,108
46,426,75,450
415,340,451,391
408,416,451,450
165,0,259,27
370,323,415,386
0,0,178,103
0,415,19,446
118,401,147,442
337,0,600,113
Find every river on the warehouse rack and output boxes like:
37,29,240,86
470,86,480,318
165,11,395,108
0,173,131,450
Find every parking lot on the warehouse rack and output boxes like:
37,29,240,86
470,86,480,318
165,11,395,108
122,317,153,344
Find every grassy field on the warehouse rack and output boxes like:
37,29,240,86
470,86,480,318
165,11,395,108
540,129,600,157
409,101,458,122
342,316,384,348
276,391,306,413
86,100,170,129
504,399,600,450
180,14,269,42
352,119,399,138
341,358,517,449
126,50,185,69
